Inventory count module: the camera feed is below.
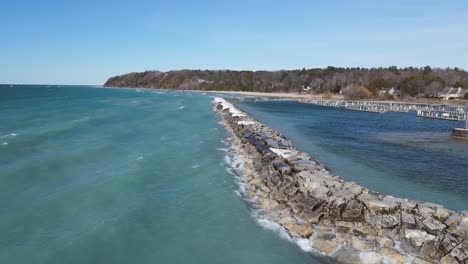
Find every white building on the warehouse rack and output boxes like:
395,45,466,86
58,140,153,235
379,87,400,97
437,87,467,100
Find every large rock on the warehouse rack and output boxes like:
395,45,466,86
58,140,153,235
289,159,316,172
404,229,436,247
419,240,443,261
378,214,400,229
303,181,330,200
351,236,376,252
358,193,398,213
333,249,361,264
450,240,468,263
445,213,462,227
379,247,408,264
440,255,459,264
402,212,417,228
434,207,451,222
460,215,468,228
297,208,324,224
285,222,314,238
341,200,364,221
422,217,446,235
312,232,339,255
259,198,279,210
272,159,292,176
440,233,462,255
334,183,362,200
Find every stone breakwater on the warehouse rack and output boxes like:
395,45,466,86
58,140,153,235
214,97,468,264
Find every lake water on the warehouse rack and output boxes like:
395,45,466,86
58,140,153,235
237,100,468,211
0,85,326,264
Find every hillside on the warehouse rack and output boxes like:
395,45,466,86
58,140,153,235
104,67,468,98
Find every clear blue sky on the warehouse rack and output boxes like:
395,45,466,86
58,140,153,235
2,0,468,85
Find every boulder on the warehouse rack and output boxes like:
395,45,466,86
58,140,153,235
379,247,408,264
402,212,417,228
419,240,443,261
434,207,451,222
271,191,288,203
312,232,339,255
404,229,436,247
333,248,361,264
445,213,462,227
334,183,362,200
440,233,462,255
418,205,436,218
260,199,279,210
358,195,398,214
297,208,324,224
351,236,376,252
378,214,400,229
447,225,468,238
283,185,298,197
286,223,314,238
376,236,393,248
272,159,292,176
335,225,351,246
450,240,468,263
460,215,468,228
422,217,446,235
265,139,280,148
413,258,437,264
440,255,459,264
303,181,330,200
341,200,364,221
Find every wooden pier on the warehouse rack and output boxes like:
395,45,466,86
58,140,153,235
300,100,468,121
417,110,467,121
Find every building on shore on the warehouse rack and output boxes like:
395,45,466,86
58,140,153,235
437,87,467,100
378,87,400,97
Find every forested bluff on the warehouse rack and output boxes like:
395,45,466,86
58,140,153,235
104,66,468,99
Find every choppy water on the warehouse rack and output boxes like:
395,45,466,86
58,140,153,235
238,100,468,211
0,85,325,264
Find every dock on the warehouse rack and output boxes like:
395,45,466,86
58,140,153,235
300,100,468,121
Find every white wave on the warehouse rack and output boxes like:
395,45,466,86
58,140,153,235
201,93,207,95
296,238,314,252
177,106,185,110
213,97,247,117
216,147,229,152
252,210,293,242
191,164,200,169
2,142,7,146
252,209,316,254
0,133,17,139
72,116,90,123
137,156,144,160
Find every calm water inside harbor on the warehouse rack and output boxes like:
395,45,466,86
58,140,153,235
238,100,468,211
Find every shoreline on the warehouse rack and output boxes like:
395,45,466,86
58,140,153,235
214,97,468,264
104,85,468,107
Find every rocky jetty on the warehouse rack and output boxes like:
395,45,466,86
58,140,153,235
214,97,468,264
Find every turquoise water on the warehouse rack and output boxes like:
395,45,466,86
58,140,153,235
0,85,325,264
238,100,468,211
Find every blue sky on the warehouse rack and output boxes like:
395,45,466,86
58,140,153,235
2,0,468,85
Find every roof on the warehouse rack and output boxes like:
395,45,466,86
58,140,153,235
439,87,467,95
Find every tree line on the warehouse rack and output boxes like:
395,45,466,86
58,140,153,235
104,66,468,99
